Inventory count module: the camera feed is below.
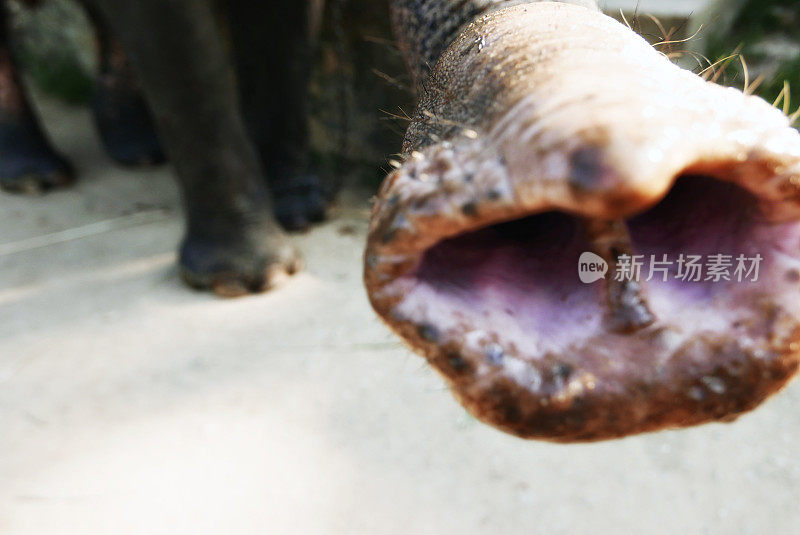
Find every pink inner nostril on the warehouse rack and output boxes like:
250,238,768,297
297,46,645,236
414,212,601,353
626,176,799,311
417,211,588,290
628,176,765,260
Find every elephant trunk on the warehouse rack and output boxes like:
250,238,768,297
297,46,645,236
366,1,800,442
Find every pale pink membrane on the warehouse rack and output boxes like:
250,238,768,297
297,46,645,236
400,176,800,362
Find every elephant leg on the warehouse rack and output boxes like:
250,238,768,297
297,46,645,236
0,0,72,193
87,0,300,296
83,3,165,167
226,0,327,232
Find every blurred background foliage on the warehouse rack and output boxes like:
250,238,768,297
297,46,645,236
699,0,800,118
6,0,799,176
8,0,95,104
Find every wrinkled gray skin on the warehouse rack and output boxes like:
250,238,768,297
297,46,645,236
391,0,598,86
390,0,599,153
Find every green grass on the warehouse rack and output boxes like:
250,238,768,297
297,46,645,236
705,0,800,120
15,47,93,104
10,0,95,105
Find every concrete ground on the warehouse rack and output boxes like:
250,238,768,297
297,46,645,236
3,9,800,535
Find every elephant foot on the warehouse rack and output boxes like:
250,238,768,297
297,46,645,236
0,120,74,194
270,173,328,232
180,219,302,298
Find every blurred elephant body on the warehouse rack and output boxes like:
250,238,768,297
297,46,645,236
0,0,327,295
